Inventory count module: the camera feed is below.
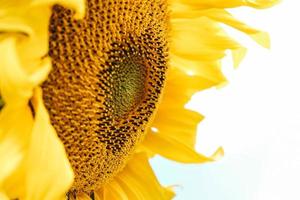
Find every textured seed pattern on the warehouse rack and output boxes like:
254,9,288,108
42,0,169,194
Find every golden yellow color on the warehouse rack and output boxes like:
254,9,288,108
42,1,169,193
0,0,277,200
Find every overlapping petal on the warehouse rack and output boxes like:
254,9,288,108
0,1,85,199
3,89,74,200
0,37,39,198
142,0,276,167
93,153,174,200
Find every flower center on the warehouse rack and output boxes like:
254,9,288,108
42,0,168,194
104,45,147,119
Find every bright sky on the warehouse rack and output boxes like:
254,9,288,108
151,1,300,199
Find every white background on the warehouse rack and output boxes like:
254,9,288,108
151,0,300,199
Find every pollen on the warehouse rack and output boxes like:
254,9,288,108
42,0,169,194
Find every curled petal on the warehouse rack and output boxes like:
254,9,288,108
3,88,74,200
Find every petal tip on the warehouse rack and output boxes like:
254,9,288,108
251,31,271,49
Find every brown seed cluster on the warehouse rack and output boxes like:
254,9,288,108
42,0,169,194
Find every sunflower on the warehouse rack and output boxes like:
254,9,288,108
0,0,277,199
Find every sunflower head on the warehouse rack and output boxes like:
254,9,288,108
42,0,169,193
0,0,277,199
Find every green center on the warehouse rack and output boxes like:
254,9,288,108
111,56,146,118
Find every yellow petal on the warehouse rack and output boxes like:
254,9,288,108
161,0,274,165
143,49,225,163
3,88,74,200
176,0,278,9
171,18,242,61
26,88,74,200
0,104,33,183
143,129,223,163
170,54,227,84
76,193,91,200
202,9,271,48
142,58,224,162
93,191,103,200
115,153,174,200
0,191,9,200
0,37,51,104
96,181,128,200
171,8,271,49
163,187,176,200
152,106,203,148
0,37,34,103
1,1,86,199
0,8,50,65
158,64,225,120
232,47,247,68
0,0,85,19
1,1,85,74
